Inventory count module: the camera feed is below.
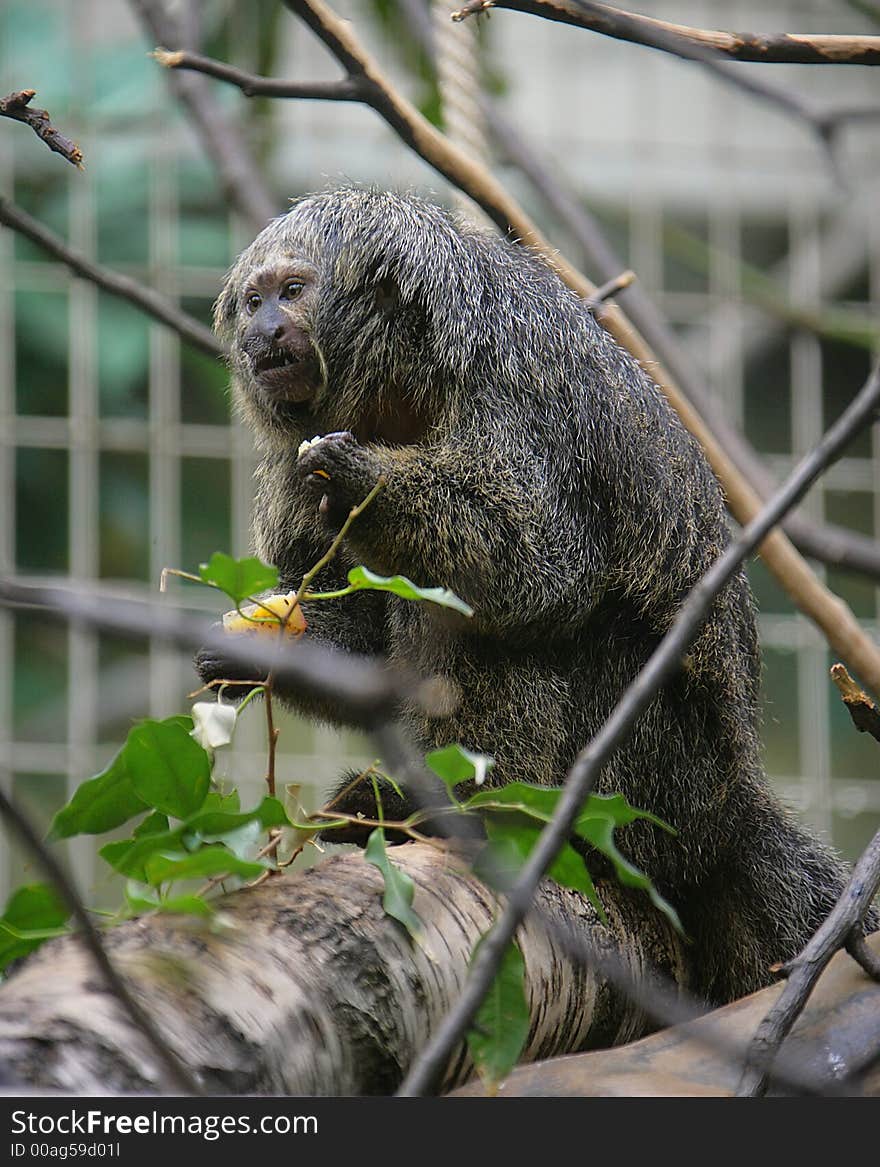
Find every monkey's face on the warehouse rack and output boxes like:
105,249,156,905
232,260,325,411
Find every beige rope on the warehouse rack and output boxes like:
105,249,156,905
432,1,490,223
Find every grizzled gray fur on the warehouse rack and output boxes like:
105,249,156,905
201,186,868,1006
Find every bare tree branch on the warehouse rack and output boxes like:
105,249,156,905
0,844,684,1095
0,197,222,358
399,360,880,1096
0,89,83,168
846,931,880,982
737,828,880,1096
151,48,363,102
451,0,880,65
584,268,636,314
130,0,276,233
0,784,201,1094
453,0,880,173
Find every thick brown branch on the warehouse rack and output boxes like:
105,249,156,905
0,845,684,1094
452,0,880,65
0,89,84,167
0,197,222,358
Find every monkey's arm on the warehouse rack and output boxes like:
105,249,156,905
297,432,607,633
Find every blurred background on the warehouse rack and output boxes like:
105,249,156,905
1,0,879,905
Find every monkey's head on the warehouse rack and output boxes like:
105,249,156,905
214,241,327,436
213,186,525,445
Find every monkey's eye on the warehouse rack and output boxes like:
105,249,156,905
245,292,262,315
281,280,304,301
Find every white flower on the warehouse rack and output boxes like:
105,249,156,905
190,701,237,750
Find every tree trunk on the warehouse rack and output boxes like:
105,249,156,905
0,842,686,1095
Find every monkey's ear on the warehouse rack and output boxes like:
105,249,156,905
374,275,400,315
212,283,239,338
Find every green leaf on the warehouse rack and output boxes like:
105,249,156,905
132,810,170,838
48,750,149,841
467,938,530,1091
464,784,673,836
0,884,70,970
184,796,289,840
100,795,285,881
199,552,279,604
124,883,213,919
125,718,211,819
100,827,185,880
144,848,267,885
574,791,675,837
49,716,213,840
425,744,495,789
364,828,423,941
198,790,241,815
575,815,684,935
347,566,473,617
463,783,680,932
482,818,606,921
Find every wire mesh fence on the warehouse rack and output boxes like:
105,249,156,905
1,0,878,909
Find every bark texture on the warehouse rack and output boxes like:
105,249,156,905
0,843,686,1095
453,932,880,1096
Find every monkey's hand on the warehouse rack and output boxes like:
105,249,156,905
296,431,382,529
193,640,267,700
317,770,416,846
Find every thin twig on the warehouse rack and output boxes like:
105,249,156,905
0,89,83,167
846,931,880,981
584,268,636,313
152,48,363,102
263,682,280,798
398,361,880,1096
452,0,880,65
0,785,201,1093
0,197,222,357
454,0,880,173
737,828,880,1096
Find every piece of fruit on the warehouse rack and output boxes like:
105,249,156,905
221,592,307,638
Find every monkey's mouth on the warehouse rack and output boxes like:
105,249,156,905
251,349,322,403
254,348,301,375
